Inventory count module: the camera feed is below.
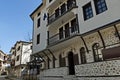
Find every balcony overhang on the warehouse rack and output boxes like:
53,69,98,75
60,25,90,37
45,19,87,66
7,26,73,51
47,34,80,52
47,2,78,28
47,0,68,11
48,12,75,30
31,49,57,61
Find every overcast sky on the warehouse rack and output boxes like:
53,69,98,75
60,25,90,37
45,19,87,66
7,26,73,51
0,0,41,54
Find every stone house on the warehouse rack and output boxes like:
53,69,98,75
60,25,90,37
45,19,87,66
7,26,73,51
30,0,120,80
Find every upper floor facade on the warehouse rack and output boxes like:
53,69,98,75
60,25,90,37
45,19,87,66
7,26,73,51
31,0,120,54
0,50,9,72
0,50,7,62
10,41,32,67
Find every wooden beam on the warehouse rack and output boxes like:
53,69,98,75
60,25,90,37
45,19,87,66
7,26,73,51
81,36,89,53
114,25,120,41
47,49,57,60
42,51,51,61
97,31,106,48
47,49,56,68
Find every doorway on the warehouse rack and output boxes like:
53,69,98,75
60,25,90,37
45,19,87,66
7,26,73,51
68,52,75,75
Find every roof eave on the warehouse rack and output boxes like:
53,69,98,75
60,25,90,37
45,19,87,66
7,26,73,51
30,3,43,20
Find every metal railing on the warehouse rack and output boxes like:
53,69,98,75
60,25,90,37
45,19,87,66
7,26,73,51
48,0,77,24
48,25,79,45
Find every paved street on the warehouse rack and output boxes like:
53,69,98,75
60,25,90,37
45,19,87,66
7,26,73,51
0,75,22,80
0,75,8,80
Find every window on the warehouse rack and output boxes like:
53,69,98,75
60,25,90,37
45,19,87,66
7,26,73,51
92,43,102,62
80,47,86,64
67,0,76,10
12,52,14,55
17,55,19,61
21,67,24,69
59,54,66,67
74,54,79,65
49,0,52,3
61,3,66,14
4,56,6,60
94,0,107,14
30,46,32,49
71,18,77,33
55,8,60,18
17,46,20,51
37,12,41,17
59,27,64,39
83,2,93,20
37,18,41,27
65,23,70,38
37,34,40,44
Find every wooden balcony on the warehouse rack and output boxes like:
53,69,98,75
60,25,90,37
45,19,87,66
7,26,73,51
47,24,79,47
48,0,77,25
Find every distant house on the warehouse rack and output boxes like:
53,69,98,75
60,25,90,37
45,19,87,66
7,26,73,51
10,41,32,77
30,0,120,80
0,50,8,75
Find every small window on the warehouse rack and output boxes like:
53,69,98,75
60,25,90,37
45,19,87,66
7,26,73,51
94,0,107,14
71,18,77,33
80,47,87,64
17,55,19,61
61,3,66,14
83,2,93,20
59,27,64,39
30,46,32,49
55,8,60,18
74,54,79,65
37,18,41,28
59,54,66,67
37,34,40,44
12,52,14,55
21,67,24,69
92,43,102,62
37,12,41,17
17,46,20,51
49,0,52,3
65,23,70,38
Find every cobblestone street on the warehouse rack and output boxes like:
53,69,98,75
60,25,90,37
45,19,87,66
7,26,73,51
0,75,22,80
0,76,7,80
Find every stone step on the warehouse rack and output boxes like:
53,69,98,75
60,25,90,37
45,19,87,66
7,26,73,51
63,75,78,80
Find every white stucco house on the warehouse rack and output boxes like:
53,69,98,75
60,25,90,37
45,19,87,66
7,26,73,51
30,0,120,80
10,41,32,77
0,50,9,75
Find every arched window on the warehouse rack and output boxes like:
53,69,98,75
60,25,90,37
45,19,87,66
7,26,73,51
80,47,86,64
59,54,62,67
92,43,102,62
59,54,66,67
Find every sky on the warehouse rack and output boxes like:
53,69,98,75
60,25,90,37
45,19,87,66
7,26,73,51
0,0,42,54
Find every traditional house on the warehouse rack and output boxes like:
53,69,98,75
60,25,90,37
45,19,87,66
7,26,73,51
30,0,120,80
0,50,8,75
10,41,32,77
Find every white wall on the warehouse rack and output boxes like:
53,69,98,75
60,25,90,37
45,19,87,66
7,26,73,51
21,43,32,64
33,7,48,54
15,43,22,66
76,0,120,34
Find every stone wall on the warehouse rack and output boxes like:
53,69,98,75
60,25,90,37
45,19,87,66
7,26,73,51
77,77,120,80
38,20,120,80
75,59,120,76
40,67,68,77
